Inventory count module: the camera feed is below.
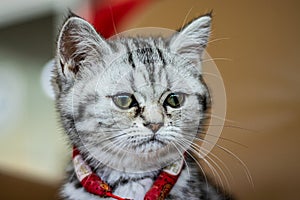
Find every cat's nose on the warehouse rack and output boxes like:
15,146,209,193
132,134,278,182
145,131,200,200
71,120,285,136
144,122,163,133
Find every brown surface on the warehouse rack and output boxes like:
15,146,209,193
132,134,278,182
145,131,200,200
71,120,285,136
0,172,59,200
123,0,300,200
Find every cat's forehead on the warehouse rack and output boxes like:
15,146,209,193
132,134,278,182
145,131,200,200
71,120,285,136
87,37,204,98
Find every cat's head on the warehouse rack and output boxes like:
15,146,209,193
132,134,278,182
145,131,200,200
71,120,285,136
52,14,211,172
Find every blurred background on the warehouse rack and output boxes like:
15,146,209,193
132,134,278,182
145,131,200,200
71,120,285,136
0,0,299,199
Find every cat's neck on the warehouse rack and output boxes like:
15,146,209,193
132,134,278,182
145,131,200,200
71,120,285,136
72,147,183,200
76,147,161,186
95,166,160,186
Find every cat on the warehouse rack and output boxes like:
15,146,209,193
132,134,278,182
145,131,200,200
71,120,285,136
52,13,231,200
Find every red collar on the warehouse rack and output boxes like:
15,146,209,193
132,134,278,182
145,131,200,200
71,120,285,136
72,147,184,200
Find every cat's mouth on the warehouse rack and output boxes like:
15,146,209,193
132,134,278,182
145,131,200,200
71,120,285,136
141,137,164,145
149,137,164,145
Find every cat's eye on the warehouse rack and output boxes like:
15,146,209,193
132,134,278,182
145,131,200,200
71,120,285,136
112,93,137,109
164,93,185,108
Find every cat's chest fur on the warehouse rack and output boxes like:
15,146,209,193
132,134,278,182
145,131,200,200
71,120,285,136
95,168,157,199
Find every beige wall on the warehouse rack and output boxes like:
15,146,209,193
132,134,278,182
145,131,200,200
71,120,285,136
123,0,300,199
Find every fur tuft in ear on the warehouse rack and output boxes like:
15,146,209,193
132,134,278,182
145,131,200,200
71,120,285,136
56,16,110,81
169,14,212,68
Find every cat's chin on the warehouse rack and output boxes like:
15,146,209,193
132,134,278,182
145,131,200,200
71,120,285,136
89,144,184,173
133,139,166,153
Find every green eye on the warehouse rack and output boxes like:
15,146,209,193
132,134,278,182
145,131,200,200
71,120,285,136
112,93,137,109
165,93,185,108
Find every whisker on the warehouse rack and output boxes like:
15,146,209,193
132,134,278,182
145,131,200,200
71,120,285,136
171,141,210,192
202,58,232,63
113,139,129,166
200,123,257,133
177,139,224,190
97,138,128,166
196,131,248,148
201,72,226,80
204,113,238,123
191,137,254,188
169,141,190,178
180,7,194,31
99,132,128,143
207,37,230,45
183,138,231,191
190,145,226,191
108,1,118,36
200,145,234,186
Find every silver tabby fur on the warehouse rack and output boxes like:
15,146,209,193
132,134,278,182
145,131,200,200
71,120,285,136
52,13,231,200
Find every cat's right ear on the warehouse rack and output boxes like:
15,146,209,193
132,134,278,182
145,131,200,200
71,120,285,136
56,16,110,82
169,14,211,69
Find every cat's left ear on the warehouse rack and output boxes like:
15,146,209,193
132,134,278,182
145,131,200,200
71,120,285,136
56,16,111,81
169,14,212,65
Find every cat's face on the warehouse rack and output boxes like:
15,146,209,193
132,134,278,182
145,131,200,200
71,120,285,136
53,15,211,172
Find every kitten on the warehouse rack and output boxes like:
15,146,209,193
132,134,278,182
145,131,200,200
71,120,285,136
52,13,231,200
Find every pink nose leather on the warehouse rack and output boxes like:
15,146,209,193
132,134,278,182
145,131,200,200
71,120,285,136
145,123,163,133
